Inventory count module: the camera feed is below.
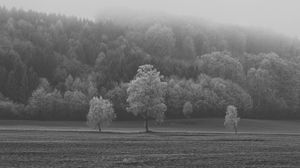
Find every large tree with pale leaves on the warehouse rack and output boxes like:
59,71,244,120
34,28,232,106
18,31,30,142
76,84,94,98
127,64,167,132
224,105,240,134
87,97,115,132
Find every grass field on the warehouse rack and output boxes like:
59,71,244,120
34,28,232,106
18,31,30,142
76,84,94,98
0,119,300,168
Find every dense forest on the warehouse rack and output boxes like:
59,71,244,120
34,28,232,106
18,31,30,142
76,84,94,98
0,7,299,120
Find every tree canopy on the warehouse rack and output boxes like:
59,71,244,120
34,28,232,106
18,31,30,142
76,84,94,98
0,7,299,120
127,64,167,132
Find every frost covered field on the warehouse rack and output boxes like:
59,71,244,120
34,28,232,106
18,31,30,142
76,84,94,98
0,119,300,168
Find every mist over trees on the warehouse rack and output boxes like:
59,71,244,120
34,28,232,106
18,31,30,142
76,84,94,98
0,7,299,120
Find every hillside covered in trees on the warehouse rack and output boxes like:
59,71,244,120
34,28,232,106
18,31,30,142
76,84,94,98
0,7,300,120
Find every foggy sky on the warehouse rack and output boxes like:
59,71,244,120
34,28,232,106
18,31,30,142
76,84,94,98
1,0,299,37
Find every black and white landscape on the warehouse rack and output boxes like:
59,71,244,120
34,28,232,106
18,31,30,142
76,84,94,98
0,0,300,167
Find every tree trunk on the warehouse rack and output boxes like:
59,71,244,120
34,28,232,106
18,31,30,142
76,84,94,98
234,124,237,135
98,124,101,133
145,118,149,133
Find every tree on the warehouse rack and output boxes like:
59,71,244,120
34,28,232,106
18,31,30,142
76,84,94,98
210,77,253,116
182,101,193,118
182,36,196,60
26,78,67,120
95,52,105,70
87,80,98,99
0,93,25,119
64,90,89,120
165,78,189,118
196,52,245,85
0,7,300,120
127,64,167,132
145,24,175,58
5,71,18,101
245,53,299,118
87,96,115,132
105,83,133,120
26,87,48,119
224,105,240,134
0,66,7,92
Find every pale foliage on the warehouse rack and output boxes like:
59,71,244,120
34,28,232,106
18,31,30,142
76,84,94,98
64,74,98,99
87,97,115,130
183,101,193,118
166,74,252,117
127,64,167,122
64,90,88,114
27,87,64,119
197,52,245,84
224,105,240,132
64,90,88,104
27,87,48,116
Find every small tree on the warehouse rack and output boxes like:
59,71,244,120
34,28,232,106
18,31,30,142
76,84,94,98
127,64,167,132
183,101,193,118
224,105,240,134
87,97,115,132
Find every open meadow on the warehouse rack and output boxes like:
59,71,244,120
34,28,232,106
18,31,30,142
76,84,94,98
0,119,300,168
